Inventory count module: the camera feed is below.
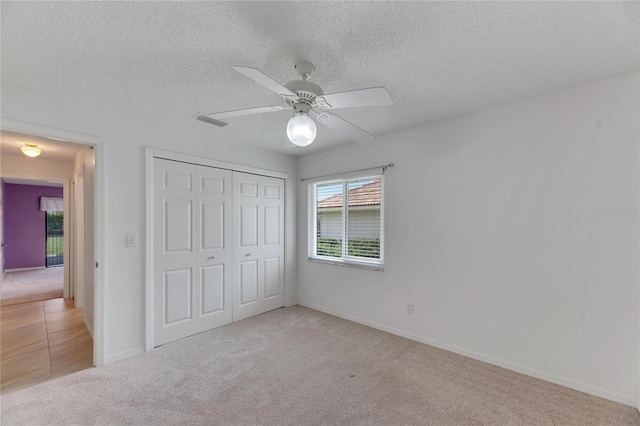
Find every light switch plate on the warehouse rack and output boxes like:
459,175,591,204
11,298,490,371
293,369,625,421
126,234,137,247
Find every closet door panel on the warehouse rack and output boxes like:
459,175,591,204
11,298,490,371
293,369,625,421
258,175,285,313
263,257,280,299
233,172,285,321
195,165,233,328
201,264,225,315
239,260,259,305
153,159,198,346
153,159,233,346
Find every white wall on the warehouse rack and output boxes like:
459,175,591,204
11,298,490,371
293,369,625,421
297,71,639,406
74,146,95,335
1,83,298,363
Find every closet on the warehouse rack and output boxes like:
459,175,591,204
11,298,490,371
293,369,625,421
152,158,284,346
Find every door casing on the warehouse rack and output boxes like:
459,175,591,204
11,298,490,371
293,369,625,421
232,171,285,322
0,118,104,367
73,164,85,308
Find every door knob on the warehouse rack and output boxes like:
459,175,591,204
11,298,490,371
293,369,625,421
1,242,6,247
208,256,215,260
245,253,251,257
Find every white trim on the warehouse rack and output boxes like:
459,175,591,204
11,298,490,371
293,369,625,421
307,257,384,271
0,118,105,367
145,149,153,352
298,301,637,408
84,315,94,339
63,179,71,298
147,147,289,180
145,147,290,352
0,119,102,146
104,347,144,365
4,266,46,272
93,140,106,367
73,165,85,309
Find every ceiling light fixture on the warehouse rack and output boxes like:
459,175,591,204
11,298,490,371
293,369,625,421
21,143,41,158
286,104,317,147
196,62,394,147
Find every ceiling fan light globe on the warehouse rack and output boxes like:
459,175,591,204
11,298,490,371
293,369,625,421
286,113,316,147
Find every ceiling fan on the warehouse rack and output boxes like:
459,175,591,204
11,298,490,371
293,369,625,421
194,62,393,147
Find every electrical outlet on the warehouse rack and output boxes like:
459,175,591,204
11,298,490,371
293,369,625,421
406,303,414,315
126,234,137,247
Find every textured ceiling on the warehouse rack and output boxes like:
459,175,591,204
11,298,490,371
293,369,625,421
0,130,81,162
1,2,638,155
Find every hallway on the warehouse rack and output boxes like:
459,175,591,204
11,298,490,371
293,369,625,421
1,297,93,393
1,267,64,306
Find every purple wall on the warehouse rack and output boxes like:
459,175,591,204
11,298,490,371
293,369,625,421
3,183,63,269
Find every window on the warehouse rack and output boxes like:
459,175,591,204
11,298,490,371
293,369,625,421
45,212,64,267
308,175,384,269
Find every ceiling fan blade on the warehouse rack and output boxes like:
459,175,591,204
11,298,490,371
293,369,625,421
316,87,393,109
312,111,375,145
201,105,290,120
194,105,291,127
194,114,229,127
232,66,298,98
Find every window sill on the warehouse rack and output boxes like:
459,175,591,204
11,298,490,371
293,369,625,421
307,257,384,271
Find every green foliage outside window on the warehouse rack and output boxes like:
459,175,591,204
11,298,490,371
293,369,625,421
347,238,380,259
46,212,64,258
46,212,64,235
317,237,342,258
317,237,380,259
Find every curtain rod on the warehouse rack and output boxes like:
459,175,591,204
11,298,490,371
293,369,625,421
300,163,394,182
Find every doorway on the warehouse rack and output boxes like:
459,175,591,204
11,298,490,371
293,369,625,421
1,179,65,306
0,125,101,393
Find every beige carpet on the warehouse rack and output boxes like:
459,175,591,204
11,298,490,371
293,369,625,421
1,268,64,306
1,306,638,425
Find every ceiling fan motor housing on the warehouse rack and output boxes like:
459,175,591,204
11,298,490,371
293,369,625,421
284,80,324,104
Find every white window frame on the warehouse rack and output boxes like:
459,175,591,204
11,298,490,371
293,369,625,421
308,174,384,271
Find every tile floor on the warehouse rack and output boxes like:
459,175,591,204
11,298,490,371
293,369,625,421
0,298,93,394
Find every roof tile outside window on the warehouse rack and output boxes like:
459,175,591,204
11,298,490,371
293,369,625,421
317,180,381,208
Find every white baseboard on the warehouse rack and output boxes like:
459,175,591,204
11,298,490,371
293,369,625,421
5,266,46,272
298,301,636,408
83,316,94,339
104,347,144,365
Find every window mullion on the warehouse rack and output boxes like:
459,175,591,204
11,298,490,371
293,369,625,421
312,184,318,256
342,180,348,259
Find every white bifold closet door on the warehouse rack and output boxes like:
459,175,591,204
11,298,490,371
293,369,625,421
153,159,285,347
153,159,233,347
232,172,285,322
